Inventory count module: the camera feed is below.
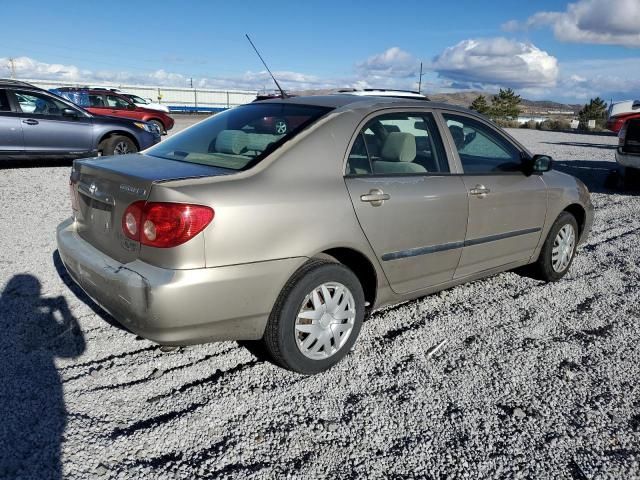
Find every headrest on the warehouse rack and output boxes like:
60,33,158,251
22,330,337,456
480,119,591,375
215,130,248,154
381,132,416,162
246,133,282,152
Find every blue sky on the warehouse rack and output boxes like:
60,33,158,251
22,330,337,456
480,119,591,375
2,0,640,102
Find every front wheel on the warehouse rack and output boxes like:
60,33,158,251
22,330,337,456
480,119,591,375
263,260,365,374
533,211,578,282
99,135,138,156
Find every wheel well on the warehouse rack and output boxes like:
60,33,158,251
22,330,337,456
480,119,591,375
564,203,586,236
315,248,377,308
98,131,140,150
147,118,165,129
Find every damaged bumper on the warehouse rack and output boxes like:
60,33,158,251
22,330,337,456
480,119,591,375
56,218,306,344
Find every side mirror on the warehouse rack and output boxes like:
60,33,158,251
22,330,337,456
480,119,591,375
62,108,78,118
531,154,553,173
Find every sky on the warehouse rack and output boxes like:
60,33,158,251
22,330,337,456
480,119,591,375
2,0,640,103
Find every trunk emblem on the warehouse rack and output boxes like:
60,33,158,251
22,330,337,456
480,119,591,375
120,184,147,197
89,182,97,194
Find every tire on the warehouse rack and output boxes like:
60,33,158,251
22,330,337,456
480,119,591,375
623,166,640,188
99,135,138,156
263,259,365,374
148,119,165,136
533,211,579,282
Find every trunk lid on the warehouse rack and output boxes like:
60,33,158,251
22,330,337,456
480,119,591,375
72,153,231,263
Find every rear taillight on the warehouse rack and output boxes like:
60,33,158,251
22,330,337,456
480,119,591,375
122,201,214,248
619,124,627,147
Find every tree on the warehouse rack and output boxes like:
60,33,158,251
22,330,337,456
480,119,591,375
490,88,521,119
578,97,608,129
470,95,491,115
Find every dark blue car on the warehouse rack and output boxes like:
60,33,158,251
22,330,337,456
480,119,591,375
0,79,160,160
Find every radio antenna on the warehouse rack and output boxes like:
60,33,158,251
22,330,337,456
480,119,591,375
245,34,288,98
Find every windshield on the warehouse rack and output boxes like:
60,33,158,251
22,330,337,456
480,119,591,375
146,103,332,170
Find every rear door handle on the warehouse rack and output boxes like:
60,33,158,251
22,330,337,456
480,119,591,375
469,184,490,197
22,119,39,125
360,189,390,207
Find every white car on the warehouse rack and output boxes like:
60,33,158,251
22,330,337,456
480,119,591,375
122,93,170,113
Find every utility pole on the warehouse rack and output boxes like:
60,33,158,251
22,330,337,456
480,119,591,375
417,62,423,94
8,58,16,79
189,77,193,88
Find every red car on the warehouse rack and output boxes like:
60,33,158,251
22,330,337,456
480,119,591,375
55,88,174,134
607,112,640,133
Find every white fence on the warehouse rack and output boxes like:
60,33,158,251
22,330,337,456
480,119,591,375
21,78,257,112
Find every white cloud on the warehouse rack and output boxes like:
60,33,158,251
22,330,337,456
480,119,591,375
503,0,640,47
431,38,559,89
356,47,418,79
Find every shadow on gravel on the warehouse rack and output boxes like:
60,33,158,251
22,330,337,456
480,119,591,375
53,250,128,332
541,141,617,150
0,274,86,479
552,160,640,195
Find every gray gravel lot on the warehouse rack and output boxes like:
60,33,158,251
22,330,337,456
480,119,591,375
1,127,639,479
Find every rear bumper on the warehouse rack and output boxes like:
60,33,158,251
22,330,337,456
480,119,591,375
56,218,306,344
616,149,640,169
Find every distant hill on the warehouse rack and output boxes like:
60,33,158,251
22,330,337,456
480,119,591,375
291,89,582,115
428,91,582,115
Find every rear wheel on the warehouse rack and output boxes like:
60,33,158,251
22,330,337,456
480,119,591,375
624,166,640,188
533,212,578,282
263,259,365,374
99,135,138,156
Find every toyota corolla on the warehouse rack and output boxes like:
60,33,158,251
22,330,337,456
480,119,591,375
57,95,594,374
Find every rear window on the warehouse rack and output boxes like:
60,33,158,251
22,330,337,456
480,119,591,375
146,103,332,170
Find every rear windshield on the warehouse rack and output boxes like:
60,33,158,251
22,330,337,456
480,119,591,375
145,103,332,170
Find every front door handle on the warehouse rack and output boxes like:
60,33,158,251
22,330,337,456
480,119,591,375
22,119,39,125
469,184,490,197
360,188,390,207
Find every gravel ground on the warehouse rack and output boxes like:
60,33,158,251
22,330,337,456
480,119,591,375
1,128,639,479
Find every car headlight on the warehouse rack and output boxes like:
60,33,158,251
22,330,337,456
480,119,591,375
134,122,153,132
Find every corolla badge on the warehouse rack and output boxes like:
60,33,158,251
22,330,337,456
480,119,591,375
120,184,147,197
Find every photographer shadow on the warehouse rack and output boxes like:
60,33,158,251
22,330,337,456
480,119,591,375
0,274,86,479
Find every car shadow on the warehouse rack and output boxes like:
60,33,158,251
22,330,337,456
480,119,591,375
0,274,86,479
552,160,640,195
541,141,617,150
52,250,129,332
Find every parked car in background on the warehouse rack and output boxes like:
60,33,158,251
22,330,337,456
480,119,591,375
336,88,429,100
53,87,174,135
121,93,170,113
57,95,593,374
0,79,160,159
607,100,640,133
616,117,640,185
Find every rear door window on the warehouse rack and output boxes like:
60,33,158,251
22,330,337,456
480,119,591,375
346,112,449,175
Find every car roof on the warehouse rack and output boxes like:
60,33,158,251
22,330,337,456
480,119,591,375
256,94,473,115
0,78,40,89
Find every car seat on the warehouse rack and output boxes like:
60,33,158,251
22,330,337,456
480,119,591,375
372,132,426,174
